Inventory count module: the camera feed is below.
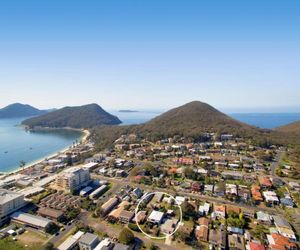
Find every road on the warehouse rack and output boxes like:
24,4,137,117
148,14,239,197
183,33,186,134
270,150,284,177
48,221,76,246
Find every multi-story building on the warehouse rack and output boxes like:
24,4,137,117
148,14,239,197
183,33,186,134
0,189,25,222
56,167,90,192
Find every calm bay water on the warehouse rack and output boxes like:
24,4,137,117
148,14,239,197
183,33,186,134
0,117,83,173
1,111,299,173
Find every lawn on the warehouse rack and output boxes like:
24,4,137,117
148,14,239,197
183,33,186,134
16,229,48,246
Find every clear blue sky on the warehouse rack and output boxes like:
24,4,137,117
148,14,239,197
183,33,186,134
0,0,299,112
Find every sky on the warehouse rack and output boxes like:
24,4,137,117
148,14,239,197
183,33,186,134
0,0,299,112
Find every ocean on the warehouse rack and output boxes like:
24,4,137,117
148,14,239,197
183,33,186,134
0,117,83,173
1,112,300,173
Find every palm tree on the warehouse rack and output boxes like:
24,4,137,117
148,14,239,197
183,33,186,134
19,160,26,170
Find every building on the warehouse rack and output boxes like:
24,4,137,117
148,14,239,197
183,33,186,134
209,230,227,250
57,231,84,250
267,233,297,250
161,219,178,235
10,211,52,231
195,217,209,242
263,191,279,206
256,211,272,225
0,189,25,220
228,234,245,250
79,232,99,250
101,197,119,216
214,205,226,218
56,167,90,192
199,202,210,216
248,241,265,250
37,207,64,221
147,210,164,224
119,210,134,224
272,216,296,241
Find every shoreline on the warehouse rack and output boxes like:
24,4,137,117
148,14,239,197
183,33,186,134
0,128,90,177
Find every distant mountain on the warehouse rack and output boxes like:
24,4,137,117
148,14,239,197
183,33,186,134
91,101,275,149
22,104,122,129
0,103,47,118
118,110,139,113
275,120,300,133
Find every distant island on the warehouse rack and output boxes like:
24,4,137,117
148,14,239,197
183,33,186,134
118,110,139,113
22,103,122,129
0,103,49,119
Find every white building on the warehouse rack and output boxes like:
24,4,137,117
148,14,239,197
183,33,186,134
0,189,25,220
56,166,90,192
199,202,210,216
147,210,164,224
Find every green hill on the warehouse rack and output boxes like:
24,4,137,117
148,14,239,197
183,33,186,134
91,101,284,149
0,103,47,118
275,120,300,133
22,103,121,129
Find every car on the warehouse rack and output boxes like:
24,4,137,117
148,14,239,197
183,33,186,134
55,232,59,236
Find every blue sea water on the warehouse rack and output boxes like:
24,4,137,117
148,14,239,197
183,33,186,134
1,111,300,173
229,113,300,129
0,117,83,173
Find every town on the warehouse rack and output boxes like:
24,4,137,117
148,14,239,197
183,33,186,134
0,131,299,250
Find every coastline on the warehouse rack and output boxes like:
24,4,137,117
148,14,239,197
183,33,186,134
0,129,90,177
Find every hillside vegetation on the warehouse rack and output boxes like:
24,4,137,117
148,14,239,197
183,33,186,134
22,103,121,129
91,101,300,149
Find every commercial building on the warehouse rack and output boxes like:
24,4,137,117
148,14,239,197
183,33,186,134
0,189,25,220
56,167,90,192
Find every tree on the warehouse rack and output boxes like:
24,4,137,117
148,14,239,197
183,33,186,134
19,160,26,170
45,223,60,234
118,228,134,245
181,201,196,219
42,242,54,250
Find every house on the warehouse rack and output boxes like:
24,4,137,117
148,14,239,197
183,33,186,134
132,187,143,198
247,241,265,250
209,230,227,250
280,198,295,208
113,243,130,250
256,211,272,225
134,210,147,224
161,219,178,235
267,233,297,250
226,184,238,196
119,210,134,224
199,202,210,216
195,217,209,242
94,238,114,250
175,196,186,205
251,185,263,204
214,204,226,218
147,210,164,224
226,205,241,215
204,184,214,194
228,234,245,250
79,233,99,250
258,177,272,189
241,208,255,219
191,182,202,192
221,171,243,180
263,191,279,206
272,216,296,241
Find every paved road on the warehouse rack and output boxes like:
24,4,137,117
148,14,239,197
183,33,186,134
48,221,76,246
270,150,284,177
